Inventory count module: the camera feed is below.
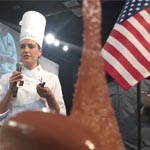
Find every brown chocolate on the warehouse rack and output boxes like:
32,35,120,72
0,111,99,150
71,0,124,149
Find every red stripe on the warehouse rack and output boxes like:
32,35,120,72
104,42,145,81
122,20,150,52
110,29,150,70
134,8,150,33
146,7,150,14
103,60,131,90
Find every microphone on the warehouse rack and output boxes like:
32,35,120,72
12,63,23,97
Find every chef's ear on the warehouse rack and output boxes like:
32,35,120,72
38,49,42,57
40,51,42,57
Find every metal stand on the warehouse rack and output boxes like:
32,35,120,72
137,82,141,150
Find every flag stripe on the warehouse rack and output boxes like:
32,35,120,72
102,50,138,87
104,60,131,90
114,24,150,61
103,42,148,79
128,13,150,44
123,19,150,52
140,7,150,26
138,8,150,33
110,30,150,70
106,36,150,75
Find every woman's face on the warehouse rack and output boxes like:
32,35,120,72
19,39,42,70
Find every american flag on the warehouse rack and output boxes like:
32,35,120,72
102,0,150,90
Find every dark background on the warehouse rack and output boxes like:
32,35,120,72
0,0,126,114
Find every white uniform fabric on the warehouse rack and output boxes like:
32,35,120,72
0,32,17,77
0,65,66,125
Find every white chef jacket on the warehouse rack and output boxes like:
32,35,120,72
0,65,66,125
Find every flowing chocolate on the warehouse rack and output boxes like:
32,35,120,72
71,0,124,149
0,111,99,150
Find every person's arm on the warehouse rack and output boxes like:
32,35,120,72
0,89,12,114
36,85,60,113
0,76,12,123
50,76,66,115
0,71,22,114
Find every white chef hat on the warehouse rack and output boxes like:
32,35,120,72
20,11,46,49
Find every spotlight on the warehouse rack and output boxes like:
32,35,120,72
54,40,60,47
62,45,69,52
45,33,55,44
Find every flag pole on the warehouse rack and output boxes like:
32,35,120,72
137,82,141,150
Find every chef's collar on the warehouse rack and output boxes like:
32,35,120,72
23,64,43,72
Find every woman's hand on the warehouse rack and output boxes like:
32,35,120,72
36,84,60,113
36,84,54,100
9,71,23,91
144,94,150,108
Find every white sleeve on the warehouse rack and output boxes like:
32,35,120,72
0,74,10,99
49,75,66,115
54,76,66,115
0,109,9,126
0,74,10,125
